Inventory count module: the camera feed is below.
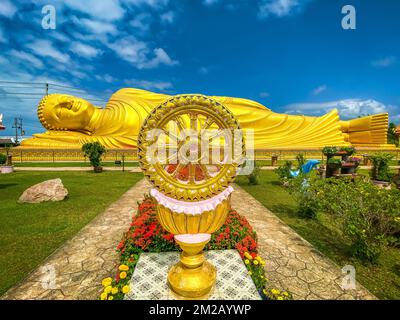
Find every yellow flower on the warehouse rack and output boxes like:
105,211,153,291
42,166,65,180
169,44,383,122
277,296,284,300
283,292,289,297
100,292,108,300
248,271,252,276
262,289,268,295
104,286,112,294
108,296,114,300
122,285,130,294
120,271,127,279
253,260,259,265
271,289,280,295
119,264,129,271
244,259,250,265
244,252,253,260
111,287,119,295
101,277,112,287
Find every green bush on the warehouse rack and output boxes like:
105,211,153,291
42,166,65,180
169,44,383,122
82,142,106,169
274,160,293,182
296,153,306,170
306,176,400,262
0,154,7,165
369,153,394,182
248,165,261,185
288,174,318,219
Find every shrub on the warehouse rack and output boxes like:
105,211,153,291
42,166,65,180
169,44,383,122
288,174,318,219
274,160,293,182
369,153,394,182
296,153,306,170
0,154,7,165
248,165,261,185
82,142,106,169
307,177,400,262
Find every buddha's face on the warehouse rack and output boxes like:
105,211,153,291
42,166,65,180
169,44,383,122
38,94,95,130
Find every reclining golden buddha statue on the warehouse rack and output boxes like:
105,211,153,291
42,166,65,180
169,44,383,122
20,88,394,149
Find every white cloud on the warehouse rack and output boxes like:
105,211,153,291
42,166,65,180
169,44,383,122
312,84,327,95
259,92,270,98
371,56,397,68
125,78,173,91
199,67,209,75
9,50,44,69
26,40,70,64
203,0,220,6
0,27,6,43
0,56,9,65
130,13,152,32
141,48,179,69
107,36,178,69
64,0,124,21
80,18,118,35
70,42,102,58
126,0,169,9
160,11,175,24
95,74,115,83
259,0,310,18
0,0,17,18
284,99,393,119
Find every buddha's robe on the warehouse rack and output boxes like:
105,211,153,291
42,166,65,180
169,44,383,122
20,88,392,149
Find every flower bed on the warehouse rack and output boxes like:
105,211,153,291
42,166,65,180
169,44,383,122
99,195,291,300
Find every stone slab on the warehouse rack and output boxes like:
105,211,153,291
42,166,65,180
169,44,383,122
124,250,261,300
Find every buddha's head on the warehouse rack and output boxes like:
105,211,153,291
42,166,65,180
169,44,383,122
37,94,95,131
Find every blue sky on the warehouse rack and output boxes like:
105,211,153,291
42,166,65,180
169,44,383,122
0,0,399,136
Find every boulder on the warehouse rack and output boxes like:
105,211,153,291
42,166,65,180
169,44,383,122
18,178,68,203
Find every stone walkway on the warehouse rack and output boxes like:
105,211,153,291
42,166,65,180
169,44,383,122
231,184,376,300
2,178,376,300
1,179,149,300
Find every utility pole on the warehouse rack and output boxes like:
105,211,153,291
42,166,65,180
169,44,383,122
45,82,49,96
12,116,23,145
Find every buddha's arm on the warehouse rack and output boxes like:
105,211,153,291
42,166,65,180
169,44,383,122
20,131,85,148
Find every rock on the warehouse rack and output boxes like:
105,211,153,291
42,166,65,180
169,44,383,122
18,178,68,203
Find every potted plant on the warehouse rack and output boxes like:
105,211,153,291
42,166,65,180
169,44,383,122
369,153,394,189
82,142,106,173
342,157,361,174
326,158,342,177
339,146,356,156
322,146,337,157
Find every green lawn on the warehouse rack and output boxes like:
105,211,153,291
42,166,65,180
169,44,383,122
14,161,138,167
235,171,400,300
0,171,142,296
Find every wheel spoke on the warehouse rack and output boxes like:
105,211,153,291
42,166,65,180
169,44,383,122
199,164,211,179
188,164,195,184
202,118,215,130
189,113,198,131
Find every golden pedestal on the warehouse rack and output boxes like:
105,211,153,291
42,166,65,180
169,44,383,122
168,234,216,299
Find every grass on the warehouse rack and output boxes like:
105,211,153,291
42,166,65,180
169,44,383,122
235,171,400,300
14,161,139,167
0,171,142,296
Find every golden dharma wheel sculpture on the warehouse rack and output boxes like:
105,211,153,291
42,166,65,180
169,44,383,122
138,94,245,299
